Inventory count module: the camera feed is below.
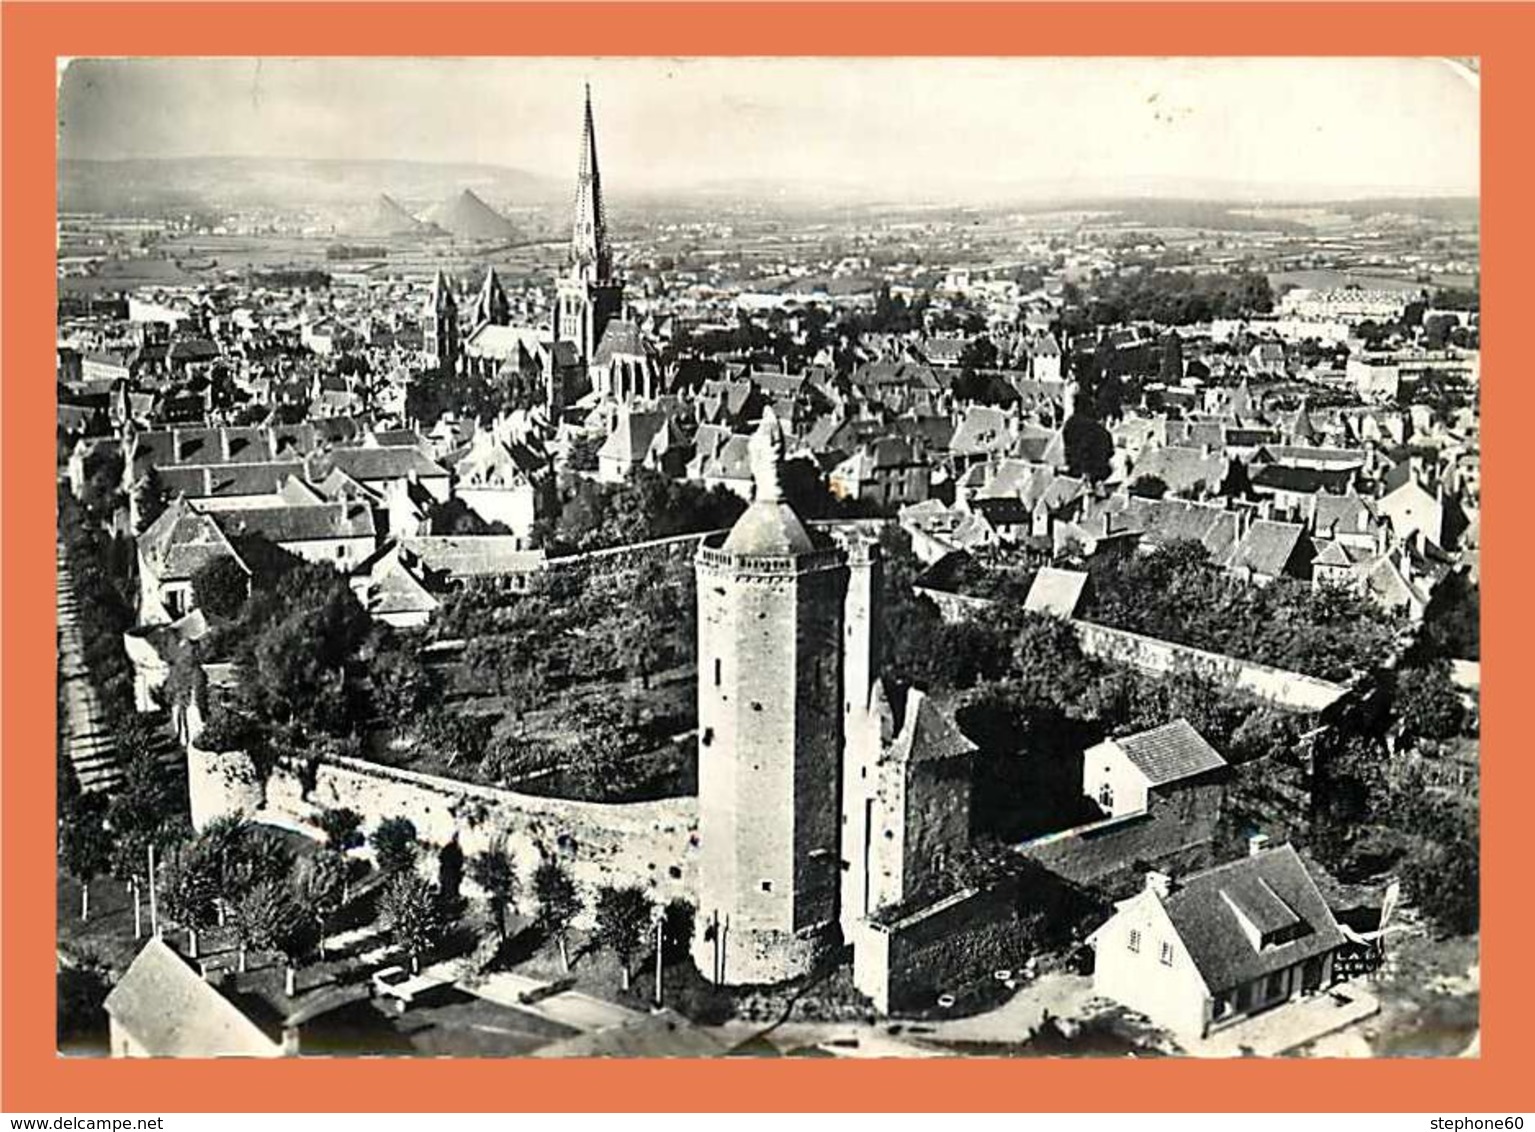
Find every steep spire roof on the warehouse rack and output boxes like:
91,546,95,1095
427,269,456,315
470,266,511,328
571,83,611,282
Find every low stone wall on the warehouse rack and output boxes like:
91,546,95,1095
188,744,699,925
852,883,1028,1015
1071,620,1349,713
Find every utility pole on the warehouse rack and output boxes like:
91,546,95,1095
147,843,159,936
652,905,665,1009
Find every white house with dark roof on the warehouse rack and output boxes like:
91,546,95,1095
1088,842,1347,1040
1082,718,1228,820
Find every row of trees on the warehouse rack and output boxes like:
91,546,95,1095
1059,269,1276,330
532,468,746,556
1082,540,1402,683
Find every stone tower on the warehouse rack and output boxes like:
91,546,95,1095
555,84,624,367
423,269,459,379
693,408,849,985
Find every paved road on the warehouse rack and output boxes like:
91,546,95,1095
449,968,647,1033
56,542,124,793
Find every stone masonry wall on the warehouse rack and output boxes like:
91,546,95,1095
1071,621,1349,712
189,744,698,926
853,883,1029,1015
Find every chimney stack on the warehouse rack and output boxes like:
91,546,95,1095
1248,833,1271,858
1144,871,1172,899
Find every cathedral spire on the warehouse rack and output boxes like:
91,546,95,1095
571,82,611,283
470,266,510,329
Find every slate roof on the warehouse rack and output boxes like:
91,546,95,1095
213,501,376,544
1159,844,1347,995
599,410,668,466
1311,493,1377,537
878,683,976,766
157,461,306,501
970,496,1031,527
1228,520,1308,579
1252,464,1355,496
1023,566,1090,618
322,445,449,483
1130,445,1229,495
397,536,546,579
1110,718,1228,787
138,497,247,582
103,937,282,1058
593,319,648,365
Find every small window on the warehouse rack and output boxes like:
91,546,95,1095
1098,783,1115,810
701,728,714,748
1128,929,1141,953
713,658,722,687
761,880,773,893
1160,941,1174,966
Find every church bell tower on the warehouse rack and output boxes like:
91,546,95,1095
556,84,624,367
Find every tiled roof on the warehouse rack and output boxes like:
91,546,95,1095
1110,718,1228,787
1159,844,1347,995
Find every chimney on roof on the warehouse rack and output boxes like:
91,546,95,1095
1248,833,1271,858
1144,871,1173,899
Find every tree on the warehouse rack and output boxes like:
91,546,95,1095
295,849,348,960
379,871,450,975
594,884,654,991
316,806,365,853
59,792,113,921
190,556,250,621
1062,415,1113,483
57,954,112,1050
130,470,170,534
437,836,466,906
231,878,307,980
371,817,420,874
157,842,220,957
565,434,601,473
1392,662,1469,745
469,838,520,941
366,636,441,729
661,898,695,963
1129,474,1168,500
532,859,582,971
1399,832,1479,937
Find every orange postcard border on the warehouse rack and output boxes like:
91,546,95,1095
2,4,1520,1113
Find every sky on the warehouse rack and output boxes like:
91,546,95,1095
57,57,1480,202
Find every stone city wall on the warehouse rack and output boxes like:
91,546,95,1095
188,741,699,926
1070,620,1349,713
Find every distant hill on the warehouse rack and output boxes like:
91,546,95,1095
345,193,442,238
425,188,519,241
57,156,560,216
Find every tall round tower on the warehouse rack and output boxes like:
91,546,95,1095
692,409,848,985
